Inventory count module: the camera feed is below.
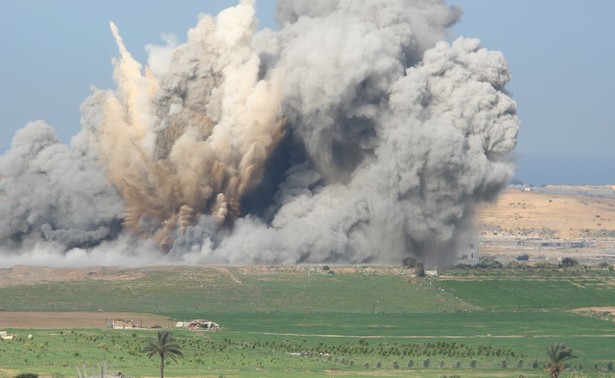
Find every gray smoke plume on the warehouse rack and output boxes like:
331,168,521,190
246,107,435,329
0,0,518,267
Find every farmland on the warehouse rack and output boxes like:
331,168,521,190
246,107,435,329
0,265,614,377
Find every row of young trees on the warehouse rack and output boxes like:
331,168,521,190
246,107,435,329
143,330,577,378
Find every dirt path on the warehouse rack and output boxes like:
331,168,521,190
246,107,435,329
241,331,615,339
0,311,170,329
214,266,243,284
572,306,615,315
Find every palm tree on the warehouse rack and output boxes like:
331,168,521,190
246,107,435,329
142,330,183,378
545,343,576,378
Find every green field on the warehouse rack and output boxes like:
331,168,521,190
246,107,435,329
436,271,615,310
0,265,614,377
0,267,476,313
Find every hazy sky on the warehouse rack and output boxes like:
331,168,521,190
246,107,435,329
1,1,614,185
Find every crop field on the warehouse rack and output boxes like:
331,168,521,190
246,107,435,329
0,265,614,377
435,275,615,310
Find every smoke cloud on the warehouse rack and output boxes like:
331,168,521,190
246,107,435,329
0,0,518,267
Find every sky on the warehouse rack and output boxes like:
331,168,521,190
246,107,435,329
1,0,614,186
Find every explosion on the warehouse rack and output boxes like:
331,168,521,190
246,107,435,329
0,0,519,267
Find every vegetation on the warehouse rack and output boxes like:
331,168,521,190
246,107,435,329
142,330,183,378
402,256,418,268
476,256,503,269
561,257,579,268
0,265,613,377
545,343,576,378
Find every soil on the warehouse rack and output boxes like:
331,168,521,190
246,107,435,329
572,306,615,316
475,186,615,263
0,311,170,329
476,186,615,240
0,265,144,288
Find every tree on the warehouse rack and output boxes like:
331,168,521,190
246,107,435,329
142,330,183,378
402,256,418,268
545,343,576,378
415,263,425,278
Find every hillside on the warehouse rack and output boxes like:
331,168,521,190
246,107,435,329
475,186,615,263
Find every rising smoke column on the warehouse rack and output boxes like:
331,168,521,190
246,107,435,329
0,0,519,266
88,3,285,249
0,121,123,251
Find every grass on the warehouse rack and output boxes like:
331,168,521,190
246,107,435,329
0,266,477,313
435,274,615,310
1,317,613,377
163,311,615,338
0,265,614,377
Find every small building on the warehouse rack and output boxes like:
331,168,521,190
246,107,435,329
0,331,15,340
111,320,136,329
177,319,219,331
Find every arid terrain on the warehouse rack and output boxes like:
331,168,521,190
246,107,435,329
0,311,170,329
475,185,615,263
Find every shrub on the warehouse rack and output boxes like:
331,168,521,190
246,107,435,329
15,374,39,378
408,360,415,368
392,361,400,369
376,361,382,368
469,360,477,368
531,359,540,369
607,361,613,371
402,256,418,268
423,358,430,368
517,359,524,368
516,254,529,261
455,360,461,368
500,359,507,368
561,257,579,267
477,256,503,269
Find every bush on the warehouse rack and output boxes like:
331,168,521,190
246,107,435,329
500,359,507,368
469,360,477,368
531,359,540,369
561,257,579,267
516,254,529,261
607,361,613,371
423,358,430,368
407,360,415,368
477,256,503,269
455,360,461,368
15,374,39,378
516,359,524,368
392,361,400,369
402,256,418,268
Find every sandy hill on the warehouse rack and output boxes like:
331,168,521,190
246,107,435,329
475,186,615,262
